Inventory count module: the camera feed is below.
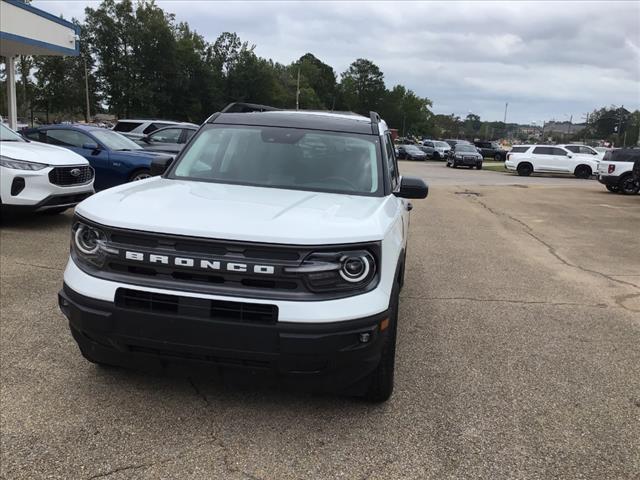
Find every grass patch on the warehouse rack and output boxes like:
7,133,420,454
483,164,510,173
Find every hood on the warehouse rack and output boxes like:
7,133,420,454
0,141,89,166
76,178,398,244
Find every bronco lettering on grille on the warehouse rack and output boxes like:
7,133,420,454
123,251,276,274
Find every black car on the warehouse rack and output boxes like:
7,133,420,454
446,143,483,169
137,124,198,154
474,141,506,161
397,144,427,161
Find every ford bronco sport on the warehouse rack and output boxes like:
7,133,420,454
58,104,429,402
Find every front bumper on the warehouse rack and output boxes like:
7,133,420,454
454,156,481,166
59,284,390,392
0,165,94,210
1,192,93,212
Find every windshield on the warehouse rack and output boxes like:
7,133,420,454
435,141,449,148
457,145,477,152
0,123,25,142
170,125,383,196
91,129,142,150
404,145,422,152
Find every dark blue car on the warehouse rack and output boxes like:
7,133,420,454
23,125,173,190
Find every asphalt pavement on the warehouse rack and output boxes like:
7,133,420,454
1,162,639,479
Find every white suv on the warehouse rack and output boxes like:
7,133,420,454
505,145,599,178
58,105,429,402
0,124,94,214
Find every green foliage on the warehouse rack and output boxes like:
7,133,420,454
339,58,386,114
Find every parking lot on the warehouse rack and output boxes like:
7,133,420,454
1,162,639,479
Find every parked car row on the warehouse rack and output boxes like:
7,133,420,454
22,125,175,190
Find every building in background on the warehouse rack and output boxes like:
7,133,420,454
0,0,78,129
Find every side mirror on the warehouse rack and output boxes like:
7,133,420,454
82,143,99,151
395,176,428,199
567,153,573,158
150,156,174,176
142,135,152,144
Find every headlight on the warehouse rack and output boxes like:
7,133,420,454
455,154,463,159
285,249,378,293
0,155,48,170
340,254,371,282
71,220,117,268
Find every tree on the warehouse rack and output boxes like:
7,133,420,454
463,113,482,138
380,85,432,136
295,53,337,109
339,59,386,114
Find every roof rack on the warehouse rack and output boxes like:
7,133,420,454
369,111,381,134
221,102,280,113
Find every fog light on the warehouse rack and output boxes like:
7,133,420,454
359,333,371,343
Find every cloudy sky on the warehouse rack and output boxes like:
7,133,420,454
34,0,640,124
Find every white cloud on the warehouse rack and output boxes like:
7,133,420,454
32,0,640,123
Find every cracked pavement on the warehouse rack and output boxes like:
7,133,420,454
1,162,639,479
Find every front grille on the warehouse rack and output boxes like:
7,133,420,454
41,192,92,207
49,166,94,186
115,288,278,324
75,218,381,300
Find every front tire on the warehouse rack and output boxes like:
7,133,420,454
494,153,503,162
129,168,152,182
605,185,620,193
363,283,399,403
476,162,483,170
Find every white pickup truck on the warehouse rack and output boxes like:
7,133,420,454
597,148,640,195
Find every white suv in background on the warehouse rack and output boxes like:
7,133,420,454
112,119,183,140
505,145,599,178
0,123,94,215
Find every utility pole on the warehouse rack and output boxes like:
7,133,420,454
503,102,508,124
567,114,572,140
84,57,91,123
583,112,589,144
295,67,300,111
402,113,406,138
617,105,624,146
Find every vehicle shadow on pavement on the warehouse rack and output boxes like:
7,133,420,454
83,361,381,412
1,211,74,230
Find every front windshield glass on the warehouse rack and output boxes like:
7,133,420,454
457,145,476,152
0,123,25,142
91,129,142,150
171,125,383,196
435,141,449,148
